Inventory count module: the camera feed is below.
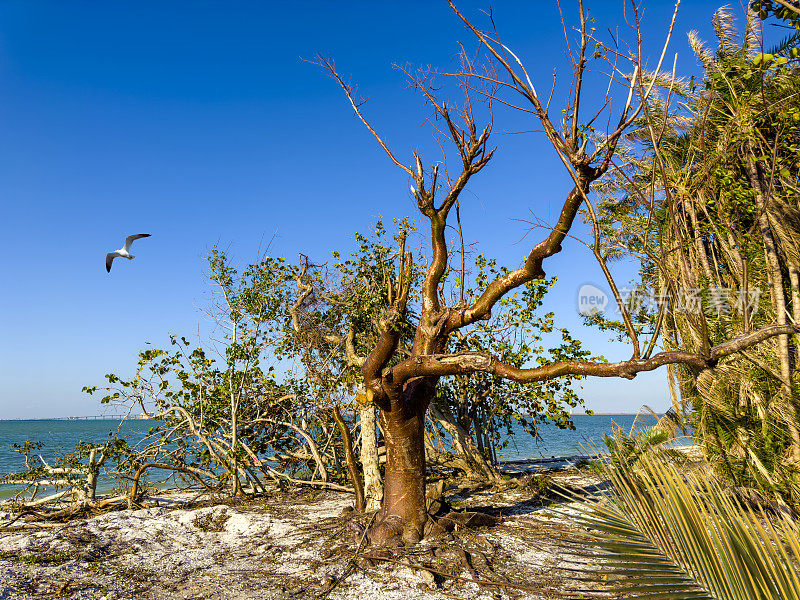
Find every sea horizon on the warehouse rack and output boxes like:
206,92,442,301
0,413,661,475
0,412,673,502
0,410,651,421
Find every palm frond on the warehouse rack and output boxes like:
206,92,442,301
768,31,800,57
571,453,800,600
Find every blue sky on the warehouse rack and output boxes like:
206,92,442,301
0,1,747,418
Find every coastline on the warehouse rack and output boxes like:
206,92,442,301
1,444,701,504
0,451,602,505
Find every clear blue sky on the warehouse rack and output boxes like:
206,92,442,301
0,1,742,418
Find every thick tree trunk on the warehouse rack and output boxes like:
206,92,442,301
358,402,383,511
370,391,430,545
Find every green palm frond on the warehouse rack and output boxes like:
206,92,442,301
767,31,800,56
571,453,800,599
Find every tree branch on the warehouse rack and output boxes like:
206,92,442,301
388,325,797,385
314,56,413,177
449,174,597,331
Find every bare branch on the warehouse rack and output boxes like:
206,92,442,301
313,55,413,177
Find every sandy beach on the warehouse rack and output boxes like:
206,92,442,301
0,462,605,600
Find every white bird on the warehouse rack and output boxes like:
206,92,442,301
106,234,151,273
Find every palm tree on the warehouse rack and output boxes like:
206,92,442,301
594,6,800,503
571,451,800,599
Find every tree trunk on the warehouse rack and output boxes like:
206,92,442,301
745,156,800,462
789,267,800,365
429,403,499,481
369,386,431,545
358,402,383,511
83,448,105,502
766,204,800,363
333,406,365,512
474,418,486,457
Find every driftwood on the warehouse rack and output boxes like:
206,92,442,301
129,462,218,506
262,465,354,493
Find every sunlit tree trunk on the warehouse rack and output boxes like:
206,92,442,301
333,406,365,511
429,403,499,481
358,402,383,511
371,383,431,544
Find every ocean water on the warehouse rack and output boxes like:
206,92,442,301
0,419,156,478
0,414,658,499
0,419,157,500
497,413,654,460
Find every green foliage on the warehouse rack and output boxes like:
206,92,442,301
751,0,800,30
572,452,800,599
280,217,420,397
2,435,133,500
81,219,422,492
434,257,593,464
2,440,46,483
603,425,686,471
83,247,302,492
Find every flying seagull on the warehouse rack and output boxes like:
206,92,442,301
106,234,151,273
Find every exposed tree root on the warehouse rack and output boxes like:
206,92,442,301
342,508,560,597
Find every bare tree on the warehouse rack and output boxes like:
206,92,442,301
316,0,798,546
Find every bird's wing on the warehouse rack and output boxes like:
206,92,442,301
123,233,151,251
106,252,121,273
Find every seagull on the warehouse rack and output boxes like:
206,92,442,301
106,234,151,273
